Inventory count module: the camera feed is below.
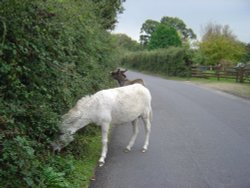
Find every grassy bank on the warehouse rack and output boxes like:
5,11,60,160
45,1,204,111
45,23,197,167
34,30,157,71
133,69,250,100
66,129,102,188
191,80,250,100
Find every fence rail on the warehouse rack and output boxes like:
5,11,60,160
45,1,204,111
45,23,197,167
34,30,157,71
191,65,250,83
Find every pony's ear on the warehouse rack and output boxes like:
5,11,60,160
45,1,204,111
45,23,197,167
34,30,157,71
120,69,127,73
119,68,127,78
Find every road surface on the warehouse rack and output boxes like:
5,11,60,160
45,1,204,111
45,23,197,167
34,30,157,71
90,71,250,188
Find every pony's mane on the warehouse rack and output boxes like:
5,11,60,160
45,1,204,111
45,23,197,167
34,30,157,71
60,95,93,129
77,95,92,106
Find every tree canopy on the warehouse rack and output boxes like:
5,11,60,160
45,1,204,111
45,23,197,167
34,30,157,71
140,19,159,46
112,33,142,51
148,24,182,50
92,0,126,29
199,23,246,65
161,16,196,40
140,16,196,47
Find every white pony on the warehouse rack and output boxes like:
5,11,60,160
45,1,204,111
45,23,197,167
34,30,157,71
51,84,152,166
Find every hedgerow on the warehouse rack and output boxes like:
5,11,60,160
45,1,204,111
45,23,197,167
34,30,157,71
0,0,120,187
121,47,189,77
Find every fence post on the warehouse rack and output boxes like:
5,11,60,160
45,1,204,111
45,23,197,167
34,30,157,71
235,63,246,83
236,70,239,82
239,68,245,83
215,64,222,81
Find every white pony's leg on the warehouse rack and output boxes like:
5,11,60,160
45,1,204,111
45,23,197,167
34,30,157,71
142,117,151,152
99,123,109,167
125,119,139,152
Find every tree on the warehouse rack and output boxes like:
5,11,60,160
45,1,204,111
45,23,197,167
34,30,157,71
140,19,159,46
140,16,196,47
112,33,142,51
242,43,250,63
199,23,246,65
161,16,196,40
93,0,126,30
201,22,236,41
148,24,182,50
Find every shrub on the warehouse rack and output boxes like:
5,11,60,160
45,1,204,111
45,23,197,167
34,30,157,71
0,0,118,187
122,47,189,76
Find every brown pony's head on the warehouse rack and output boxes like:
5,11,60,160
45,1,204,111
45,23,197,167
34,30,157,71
110,68,127,80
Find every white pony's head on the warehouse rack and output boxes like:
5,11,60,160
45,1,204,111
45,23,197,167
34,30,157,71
51,131,74,152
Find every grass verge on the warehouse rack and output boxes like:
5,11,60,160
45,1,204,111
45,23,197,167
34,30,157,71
133,69,250,100
179,77,250,100
64,127,102,188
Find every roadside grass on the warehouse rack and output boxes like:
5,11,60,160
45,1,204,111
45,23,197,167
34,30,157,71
192,81,250,100
65,126,102,188
72,137,101,188
182,77,250,100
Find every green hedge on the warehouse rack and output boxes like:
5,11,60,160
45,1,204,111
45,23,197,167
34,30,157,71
0,0,118,187
122,47,189,77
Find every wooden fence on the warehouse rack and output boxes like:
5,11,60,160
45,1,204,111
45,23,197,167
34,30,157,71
191,65,250,83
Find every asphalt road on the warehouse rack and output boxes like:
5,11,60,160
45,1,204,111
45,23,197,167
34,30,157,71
89,71,250,188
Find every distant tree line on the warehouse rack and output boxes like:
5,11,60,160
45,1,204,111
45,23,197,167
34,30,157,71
114,16,249,75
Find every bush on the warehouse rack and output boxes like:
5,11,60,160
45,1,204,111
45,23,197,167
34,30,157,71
0,0,119,187
122,47,189,76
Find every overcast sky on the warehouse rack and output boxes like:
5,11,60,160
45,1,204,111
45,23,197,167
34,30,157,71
113,0,250,43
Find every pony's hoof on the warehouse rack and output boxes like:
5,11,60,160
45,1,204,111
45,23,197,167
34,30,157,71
98,161,104,167
141,148,147,153
124,148,131,153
